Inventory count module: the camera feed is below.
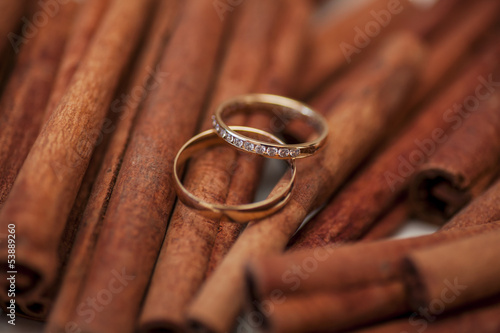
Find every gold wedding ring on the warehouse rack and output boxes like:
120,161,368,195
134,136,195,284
173,126,296,223
212,94,328,159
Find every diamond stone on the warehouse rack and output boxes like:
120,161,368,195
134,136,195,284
244,141,255,151
289,148,300,158
215,123,220,132
235,139,244,148
220,129,226,138
267,147,278,157
279,148,290,157
226,134,234,143
255,145,265,154
212,116,217,128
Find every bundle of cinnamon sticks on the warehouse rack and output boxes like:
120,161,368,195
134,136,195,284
0,0,499,332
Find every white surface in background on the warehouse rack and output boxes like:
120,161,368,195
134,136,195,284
392,219,440,239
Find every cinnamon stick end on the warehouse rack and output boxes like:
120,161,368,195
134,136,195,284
410,169,470,225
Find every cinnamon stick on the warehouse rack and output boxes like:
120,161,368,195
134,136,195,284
354,296,500,333
44,2,182,332
0,0,79,207
404,228,500,312
289,36,500,249
409,90,500,224
246,282,407,333
64,2,226,332
49,0,115,270
187,32,424,333
0,0,80,317
360,197,409,241
42,0,111,122
0,0,153,320
138,1,288,331
441,177,500,231
247,222,500,300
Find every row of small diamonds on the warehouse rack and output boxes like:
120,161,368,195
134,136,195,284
212,116,299,158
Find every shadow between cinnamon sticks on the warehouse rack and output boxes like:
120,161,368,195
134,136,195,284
288,34,500,249
186,32,425,333
63,2,227,332
0,0,154,320
409,89,500,224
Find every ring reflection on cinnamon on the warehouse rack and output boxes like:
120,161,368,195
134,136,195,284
173,126,296,223
212,94,329,159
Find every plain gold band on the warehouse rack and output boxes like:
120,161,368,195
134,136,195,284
212,94,329,159
173,126,296,223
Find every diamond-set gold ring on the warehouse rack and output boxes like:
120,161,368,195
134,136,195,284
212,94,328,159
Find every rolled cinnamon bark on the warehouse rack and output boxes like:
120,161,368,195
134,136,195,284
0,0,80,318
0,0,79,207
442,177,500,231
138,1,294,331
44,2,182,332
409,90,500,224
354,296,500,333
247,222,500,300
49,0,115,271
247,282,407,333
403,229,500,313
187,32,425,333
289,36,500,249
42,0,111,121
64,2,227,332
360,197,409,241
0,0,153,320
